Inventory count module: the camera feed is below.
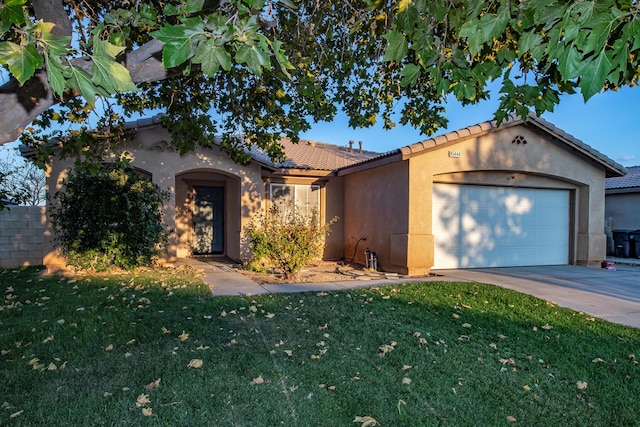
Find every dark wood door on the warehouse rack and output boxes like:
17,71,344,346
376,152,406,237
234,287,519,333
193,186,224,255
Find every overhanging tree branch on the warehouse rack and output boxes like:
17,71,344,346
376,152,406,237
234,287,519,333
0,40,169,145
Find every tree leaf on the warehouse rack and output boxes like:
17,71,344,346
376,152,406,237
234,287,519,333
478,5,510,44
279,0,298,9
0,0,26,27
92,55,138,94
400,63,420,87
187,359,203,368
162,40,199,69
383,30,408,62
145,378,161,391
92,38,126,61
397,0,412,13
235,43,271,76
518,30,543,60
5,44,43,86
580,13,616,56
151,24,202,68
353,415,378,426
185,0,205,14
557,45,585,80
272,40,294,78
459,20,482,56
579,51,612,100
135,394,150,407
193,40,231,76
34,20,71,57
625,19,640,51
0,41,20,64
46,57,67,97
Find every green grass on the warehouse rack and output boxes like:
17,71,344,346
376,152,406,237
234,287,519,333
1,267,639,426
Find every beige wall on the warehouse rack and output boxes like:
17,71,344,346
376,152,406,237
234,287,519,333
44,124,264,268
343,123,608,275
342,160,410,272
124,126,264,262
43,124,343,268
42,120,611,274
322,175,345,259
0,206,46,268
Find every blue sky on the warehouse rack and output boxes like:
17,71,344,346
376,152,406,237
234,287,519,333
300,85,640,168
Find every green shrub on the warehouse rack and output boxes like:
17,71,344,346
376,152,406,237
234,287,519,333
51,155,170,271
245,206,337,279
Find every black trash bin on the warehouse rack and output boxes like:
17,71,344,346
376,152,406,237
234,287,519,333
632,230,640,259
612,229,635,258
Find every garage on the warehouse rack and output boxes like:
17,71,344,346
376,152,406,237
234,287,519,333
432,183,569,269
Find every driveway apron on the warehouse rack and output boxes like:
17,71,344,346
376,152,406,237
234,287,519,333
432,265,640,328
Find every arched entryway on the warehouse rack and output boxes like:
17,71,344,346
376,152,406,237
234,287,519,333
175,170,242,260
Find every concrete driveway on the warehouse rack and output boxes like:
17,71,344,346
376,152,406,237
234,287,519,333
432,265,640,328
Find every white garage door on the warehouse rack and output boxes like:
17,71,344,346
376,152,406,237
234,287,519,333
432,184,569,269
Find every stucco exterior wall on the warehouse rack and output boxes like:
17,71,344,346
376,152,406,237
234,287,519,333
342,122,608,275
410,124,607,269
121,125,264,263
342,160,409,272
0,206,46,268
43,124,265,268
323,175,345,259
605,192,640,230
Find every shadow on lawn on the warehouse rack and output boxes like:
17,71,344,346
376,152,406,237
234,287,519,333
1,268,639,426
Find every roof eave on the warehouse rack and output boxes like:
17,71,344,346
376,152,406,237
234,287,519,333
605,187,640,194
267,168,334,177
335,150,403,176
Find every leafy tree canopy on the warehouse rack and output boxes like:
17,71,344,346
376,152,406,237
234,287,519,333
1,0,639,162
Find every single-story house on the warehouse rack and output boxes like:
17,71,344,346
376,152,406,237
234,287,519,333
42,114,626,275
605,165,640,230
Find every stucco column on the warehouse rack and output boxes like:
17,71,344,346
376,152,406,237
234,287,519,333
576,182,606,266
400,158,435,275
156,175,177,262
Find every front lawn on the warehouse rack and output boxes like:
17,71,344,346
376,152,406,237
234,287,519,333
1,267,638,426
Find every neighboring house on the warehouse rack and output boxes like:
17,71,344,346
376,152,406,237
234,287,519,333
41,114,625,275
605,165,640,230
604,165,639,257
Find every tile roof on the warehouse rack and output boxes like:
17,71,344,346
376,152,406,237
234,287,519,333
248,137,380,170
113,114,628,179
336,113,627,178
121,116,381,170
606,165,640,190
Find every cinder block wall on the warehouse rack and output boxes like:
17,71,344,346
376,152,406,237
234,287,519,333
0,206,46,268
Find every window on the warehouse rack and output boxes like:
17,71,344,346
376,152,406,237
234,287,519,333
270,184,320,221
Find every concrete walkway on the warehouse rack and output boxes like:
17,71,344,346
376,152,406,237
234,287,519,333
175,257,442,296
176,258,640,329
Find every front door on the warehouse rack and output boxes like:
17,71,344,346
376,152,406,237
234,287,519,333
193,186,225,255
